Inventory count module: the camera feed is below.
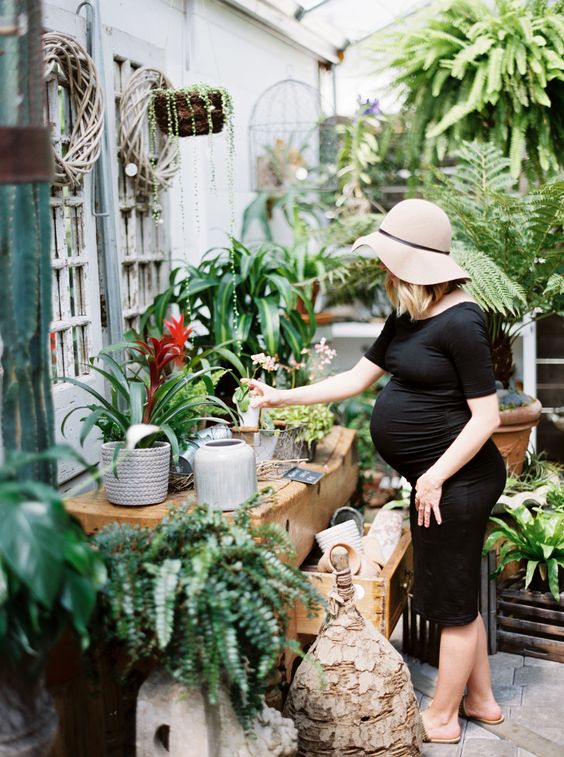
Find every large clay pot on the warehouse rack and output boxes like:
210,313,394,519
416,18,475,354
193,439,257,511
0,662,58,757
492,398,542,476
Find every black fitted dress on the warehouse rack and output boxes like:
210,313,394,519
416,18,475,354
364,302,506,626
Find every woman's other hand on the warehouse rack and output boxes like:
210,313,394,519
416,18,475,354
242,378,286,409
415,470,444,527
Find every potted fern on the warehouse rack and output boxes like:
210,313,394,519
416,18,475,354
372,0,564,179
92,496,323,736
427,141,564,472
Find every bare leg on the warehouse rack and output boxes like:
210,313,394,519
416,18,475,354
420,616,481,741
464,616,503,720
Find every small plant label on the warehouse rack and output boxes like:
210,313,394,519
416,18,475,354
284,466,324,485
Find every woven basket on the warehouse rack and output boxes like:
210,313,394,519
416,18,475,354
101,441,171,506
153,90,225,137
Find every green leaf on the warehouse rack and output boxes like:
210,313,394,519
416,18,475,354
546,559,561,602
524,559,539,589
60,567,97,644
0,500,64,608
256,297,280,356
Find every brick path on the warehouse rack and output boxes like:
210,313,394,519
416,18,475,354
406,653,564,756
388,621,563,755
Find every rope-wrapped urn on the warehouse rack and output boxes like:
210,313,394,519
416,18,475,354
43,32,105,188
284,547,423,756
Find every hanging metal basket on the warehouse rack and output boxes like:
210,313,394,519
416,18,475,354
153,89,226,137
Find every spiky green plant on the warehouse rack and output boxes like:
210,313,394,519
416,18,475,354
93,496,323,730
429,140,564,384
371,0,564,178
484,502,564,600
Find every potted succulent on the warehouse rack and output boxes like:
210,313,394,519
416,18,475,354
0,454,106,755
62,316,233,505
92,496,323,738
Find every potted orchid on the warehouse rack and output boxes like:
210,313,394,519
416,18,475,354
62,317,233,506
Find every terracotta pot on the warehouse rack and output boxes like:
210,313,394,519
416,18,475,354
492,399,542,476
317,543,361,574
296,280,320,316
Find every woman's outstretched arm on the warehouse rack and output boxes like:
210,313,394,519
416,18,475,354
244,357,385,408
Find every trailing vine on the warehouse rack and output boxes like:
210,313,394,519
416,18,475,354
149,84,238,345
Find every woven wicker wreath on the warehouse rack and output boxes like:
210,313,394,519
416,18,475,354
43,32,105,189
118,66,180,195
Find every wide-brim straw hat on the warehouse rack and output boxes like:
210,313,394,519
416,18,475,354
352,198,470,286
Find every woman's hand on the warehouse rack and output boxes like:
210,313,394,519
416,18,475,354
242,378,286,409
415,470,444,527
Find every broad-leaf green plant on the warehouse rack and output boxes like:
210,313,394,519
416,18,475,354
92,496,323,730
62,318,234,460
372,0,564,178
141,239,317,379
484,501,564,601
0,452,106,674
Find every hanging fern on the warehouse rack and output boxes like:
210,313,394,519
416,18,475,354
371,0,564,178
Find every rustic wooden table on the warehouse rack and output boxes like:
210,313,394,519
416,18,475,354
64,426,358,566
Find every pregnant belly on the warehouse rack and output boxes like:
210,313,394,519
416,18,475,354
370,381,469,482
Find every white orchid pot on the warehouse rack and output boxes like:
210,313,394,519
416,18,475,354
236,403,260,430
100,441,171,506
193,439,257,511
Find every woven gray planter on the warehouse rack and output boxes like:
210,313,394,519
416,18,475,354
101,441,171,506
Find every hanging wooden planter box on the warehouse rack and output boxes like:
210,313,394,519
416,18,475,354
294,528,413,639
153,89,226,137
497,573,564,663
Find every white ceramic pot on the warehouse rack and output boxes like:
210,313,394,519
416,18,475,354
236,404,260,430
194,439,257,511
101,441,171,506
315,520,364,554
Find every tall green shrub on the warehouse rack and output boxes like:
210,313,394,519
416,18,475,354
372,0,564,178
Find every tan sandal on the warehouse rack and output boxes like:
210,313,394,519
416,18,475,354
420,716,461,744
459,697,505,725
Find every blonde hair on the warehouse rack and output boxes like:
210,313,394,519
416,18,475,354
385,274,462,321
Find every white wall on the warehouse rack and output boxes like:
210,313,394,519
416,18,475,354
47,0,319,263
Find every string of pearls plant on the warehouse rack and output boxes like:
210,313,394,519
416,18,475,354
147,84,239,350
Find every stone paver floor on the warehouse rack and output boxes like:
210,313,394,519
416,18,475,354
390,626,564,756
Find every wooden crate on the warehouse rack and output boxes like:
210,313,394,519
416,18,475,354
497,573,564,663
293,528,413,638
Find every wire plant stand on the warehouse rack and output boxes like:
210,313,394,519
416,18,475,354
248,77,339,194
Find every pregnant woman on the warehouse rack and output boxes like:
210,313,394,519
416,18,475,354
246,199,507,745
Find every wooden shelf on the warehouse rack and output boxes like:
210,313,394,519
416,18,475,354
64,426,359,566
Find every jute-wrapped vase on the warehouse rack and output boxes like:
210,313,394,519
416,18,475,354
284,548,423,756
